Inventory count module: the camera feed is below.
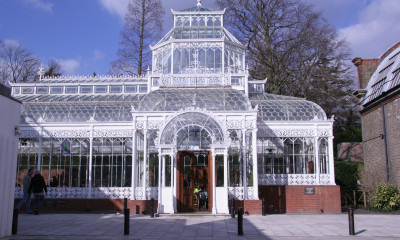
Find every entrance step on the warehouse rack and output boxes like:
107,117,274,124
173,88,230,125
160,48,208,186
158,213,230,217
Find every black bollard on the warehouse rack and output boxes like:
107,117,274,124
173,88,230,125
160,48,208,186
12,208,18,235
150,198,154,218
231,198,235,218
124,197,127,210
124,208,130,235
238,207,243,236
348,206,355,235
262,197,266,216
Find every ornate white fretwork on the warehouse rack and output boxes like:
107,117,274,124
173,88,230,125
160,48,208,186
147,121,163,129
317,129,331,137
20,130,40,138
247,187,255,200
228,187,244,200
45,130,90,138
258,174,332,185
257,128,315,138
319,174,331,185
135,187,143,199
90,187,132,199
136,121,145,129
226,120,242,129
146,187,158,200
92,129,133,138
15,187,133,199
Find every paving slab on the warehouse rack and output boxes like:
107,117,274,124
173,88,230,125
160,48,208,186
3,213,400,240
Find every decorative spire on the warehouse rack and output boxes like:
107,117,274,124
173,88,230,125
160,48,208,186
37,62,45,81
197,0,201,7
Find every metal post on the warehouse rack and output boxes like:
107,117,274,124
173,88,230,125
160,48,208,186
348,206,355,235
262,197,266,216
124,208,130,235
124,198,127,210
231,198,235,218
150,198,154,218
12,208,18,235
238,207,243,236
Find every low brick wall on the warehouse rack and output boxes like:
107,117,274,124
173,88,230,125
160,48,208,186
15,185,340,214
14,199,158,215
259,185,341,213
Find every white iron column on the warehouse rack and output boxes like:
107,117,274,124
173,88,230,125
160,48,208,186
328,136,335,184
170,152,176,214
88,126,93,198
314,136,320,184
252,129,259,199
157,150,162,213
131,130,137,200
242,129,247,199
212,152,217,214
143,130,148,200
37,137,42,170
223,148,229,213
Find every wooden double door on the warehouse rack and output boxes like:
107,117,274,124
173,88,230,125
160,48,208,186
177,151,212,212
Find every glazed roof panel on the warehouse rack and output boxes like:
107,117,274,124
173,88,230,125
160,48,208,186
250,93,327,121
138,88,251,111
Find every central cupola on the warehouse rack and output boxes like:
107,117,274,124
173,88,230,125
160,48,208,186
149,0,248,93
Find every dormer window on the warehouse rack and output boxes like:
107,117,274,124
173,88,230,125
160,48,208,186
80,86,93,94
36,87,49,94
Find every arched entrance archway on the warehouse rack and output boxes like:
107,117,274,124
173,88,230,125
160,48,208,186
160,112,225,212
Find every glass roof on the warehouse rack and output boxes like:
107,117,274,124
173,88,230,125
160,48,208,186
156,27,241,46
18,93,142,123
14,94,142,103
363,45,400,105
161,112,224,146
138,88,251,112
21,102,136,123
249,93,327,121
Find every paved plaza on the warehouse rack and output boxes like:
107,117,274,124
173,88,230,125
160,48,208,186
3,212,400,240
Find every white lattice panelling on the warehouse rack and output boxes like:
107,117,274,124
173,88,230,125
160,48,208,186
258,174,332,185
247,187,255,200
15,187,23,198
91,187,132,199
319,174,331,185
146,187,158,200
228,187,244,200
15,187,133,199
48,187,89,198
135,187,144,199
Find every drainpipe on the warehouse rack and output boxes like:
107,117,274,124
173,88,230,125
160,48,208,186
382,103,390,183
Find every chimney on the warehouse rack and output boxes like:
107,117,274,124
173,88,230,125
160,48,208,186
352,58,379,90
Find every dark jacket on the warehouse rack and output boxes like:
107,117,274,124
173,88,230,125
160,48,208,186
29,174,47,194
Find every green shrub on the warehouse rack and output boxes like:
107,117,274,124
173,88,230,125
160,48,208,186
372,184,400,212
335,161,363,190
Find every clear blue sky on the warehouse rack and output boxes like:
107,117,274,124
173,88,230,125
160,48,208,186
1,0,399,76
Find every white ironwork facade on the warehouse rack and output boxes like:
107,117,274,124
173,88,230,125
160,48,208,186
11,1,335,214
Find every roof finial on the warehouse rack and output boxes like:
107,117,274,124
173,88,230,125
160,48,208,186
37,62,45,81
197,0,201,7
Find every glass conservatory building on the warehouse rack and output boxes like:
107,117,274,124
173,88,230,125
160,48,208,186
11,1,340,214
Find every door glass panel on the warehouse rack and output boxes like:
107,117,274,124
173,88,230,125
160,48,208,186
184,155,191,188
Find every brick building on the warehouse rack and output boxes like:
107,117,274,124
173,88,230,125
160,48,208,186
353,42,400,191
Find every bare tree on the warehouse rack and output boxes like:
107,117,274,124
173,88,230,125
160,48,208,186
110,0,165,76
216,0,354,98
44,59,62,78
0,40,40,86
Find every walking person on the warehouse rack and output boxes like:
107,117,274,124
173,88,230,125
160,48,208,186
29,170,47,215
15,168,34,214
